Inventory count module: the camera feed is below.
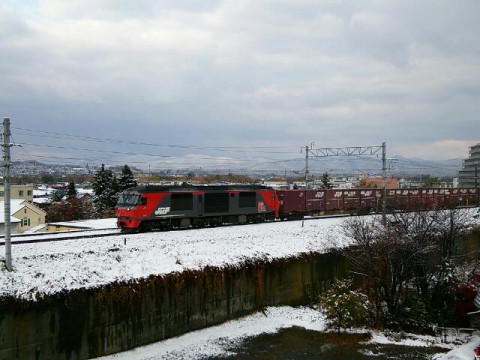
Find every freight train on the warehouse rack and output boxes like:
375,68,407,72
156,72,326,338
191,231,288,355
116,185,479,232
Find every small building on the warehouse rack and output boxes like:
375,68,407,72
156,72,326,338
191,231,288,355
0,199,46,234
0,184,34,202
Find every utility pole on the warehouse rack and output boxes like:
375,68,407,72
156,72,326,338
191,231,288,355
3,117,12,271
381,141,387,226
305,145,309,189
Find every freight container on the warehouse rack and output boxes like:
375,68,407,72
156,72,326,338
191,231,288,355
305,190,326,214
405,189,422,209
343,189,360,210
359,189,379,212
325,190,344,211
385,189,397,209
463,188,479,207
421,189,435,209
277,190,306,219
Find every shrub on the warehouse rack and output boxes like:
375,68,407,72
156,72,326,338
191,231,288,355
319,278,371,332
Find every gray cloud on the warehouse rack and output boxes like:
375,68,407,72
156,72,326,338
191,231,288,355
0,0,479,170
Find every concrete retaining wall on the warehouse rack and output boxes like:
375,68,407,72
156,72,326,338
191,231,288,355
0,252,348,360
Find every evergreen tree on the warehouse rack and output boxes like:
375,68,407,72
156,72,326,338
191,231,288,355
67,181,77,198
321,172,332,189
118,164,137,192
92,164,119,218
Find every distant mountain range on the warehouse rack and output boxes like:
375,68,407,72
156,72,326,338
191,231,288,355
6,155,463,178
137,154,463,178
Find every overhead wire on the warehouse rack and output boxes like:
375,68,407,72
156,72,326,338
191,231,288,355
13,127,300,154
14,126,308,170
9,126,463,176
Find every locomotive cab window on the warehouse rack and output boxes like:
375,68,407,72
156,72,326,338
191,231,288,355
171,193,193,211
117,193,141,207
239,192,256,207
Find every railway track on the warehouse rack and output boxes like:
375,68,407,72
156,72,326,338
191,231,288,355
0,229,121,246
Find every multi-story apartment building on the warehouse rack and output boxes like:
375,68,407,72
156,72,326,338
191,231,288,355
459,143,480,188
0,184,34,202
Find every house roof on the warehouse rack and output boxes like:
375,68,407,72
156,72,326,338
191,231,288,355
363,177,399,189
0,200,25,224
0,199,28,213
0,200,46,224
33,197,52,205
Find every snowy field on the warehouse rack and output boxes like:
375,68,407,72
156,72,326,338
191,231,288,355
0,217,350,300
96,306,476,360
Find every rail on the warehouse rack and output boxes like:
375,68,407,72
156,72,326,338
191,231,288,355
0,229,121,246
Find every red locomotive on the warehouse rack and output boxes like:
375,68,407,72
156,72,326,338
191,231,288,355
116,185,479,232
116,185,279,232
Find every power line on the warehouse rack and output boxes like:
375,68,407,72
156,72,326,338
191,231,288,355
20,142,173,159
13,127,299,154
10,127,462,176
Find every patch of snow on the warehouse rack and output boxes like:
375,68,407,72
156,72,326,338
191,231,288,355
98,306,327,360
96,306,473,360
434,336,480,360
21,224,47,234
47,218,117,230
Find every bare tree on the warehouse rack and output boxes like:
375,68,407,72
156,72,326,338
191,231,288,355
340,207,476,329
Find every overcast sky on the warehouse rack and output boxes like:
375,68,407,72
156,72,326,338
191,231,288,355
1,0,479,171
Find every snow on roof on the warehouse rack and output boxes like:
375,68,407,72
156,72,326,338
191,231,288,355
0,216,21,224
0,199,26,213
33,198,51,205
21,224,47,234
0,200,26,224
0,217,350,300
33,189,54,197
77,188,93,195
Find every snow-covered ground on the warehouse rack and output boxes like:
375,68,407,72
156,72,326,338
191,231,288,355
1,210,479,300
0,217,349,300
2,211,479,359
95,306,476,360
45,218,118,230
98,306,328,360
